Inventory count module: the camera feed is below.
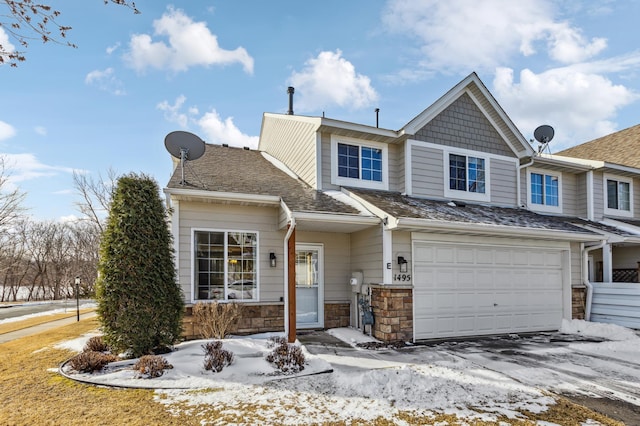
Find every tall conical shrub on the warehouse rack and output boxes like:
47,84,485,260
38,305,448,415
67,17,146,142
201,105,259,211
96,173,183,357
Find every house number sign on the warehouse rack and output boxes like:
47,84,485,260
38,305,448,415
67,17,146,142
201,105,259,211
393,274,411,282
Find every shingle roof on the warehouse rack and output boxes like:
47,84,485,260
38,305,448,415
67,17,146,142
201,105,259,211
556,124,640,169
347,188,602,235
166,144,360,214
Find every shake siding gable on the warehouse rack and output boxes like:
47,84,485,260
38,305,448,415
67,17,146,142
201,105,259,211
260,116,319,188
178,202,284,303
412,93,515,157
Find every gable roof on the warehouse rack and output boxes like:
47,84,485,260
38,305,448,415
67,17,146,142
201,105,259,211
401,72,534,158
165,144,363,215
556,124,640,169
344,188,602,241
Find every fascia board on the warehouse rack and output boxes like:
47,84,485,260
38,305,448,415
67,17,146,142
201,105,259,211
164,187,281,205
292,211,380,226
394,217,602,242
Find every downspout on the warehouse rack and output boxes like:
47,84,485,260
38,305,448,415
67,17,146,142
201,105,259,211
517,155,536,208
583,239,606,321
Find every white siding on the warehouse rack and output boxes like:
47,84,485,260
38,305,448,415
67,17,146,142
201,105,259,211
260,116,319,188
178,202,283,303
351,226,383,285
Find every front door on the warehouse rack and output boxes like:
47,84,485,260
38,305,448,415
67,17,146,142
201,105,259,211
295,244,324,328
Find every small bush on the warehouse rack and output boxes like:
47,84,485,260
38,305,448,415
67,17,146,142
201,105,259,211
265,336,305,374
193,301,242,339
68,351,118,373
202,340,234,373
133,355,173,378
83,336,109,353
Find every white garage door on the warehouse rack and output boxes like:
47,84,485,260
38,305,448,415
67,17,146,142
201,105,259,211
413,241,564,340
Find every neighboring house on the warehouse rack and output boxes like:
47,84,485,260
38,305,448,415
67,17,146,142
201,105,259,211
164,72,621,343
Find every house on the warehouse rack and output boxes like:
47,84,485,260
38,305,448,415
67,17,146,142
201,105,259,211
164,72,620,343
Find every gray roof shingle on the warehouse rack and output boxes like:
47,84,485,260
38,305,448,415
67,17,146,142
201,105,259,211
166,144,360,214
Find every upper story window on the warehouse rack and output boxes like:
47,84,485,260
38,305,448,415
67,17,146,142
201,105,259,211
605,175,632,217
444,150,490,202
528,170,561,213
332,136,388,190
193,230,258,302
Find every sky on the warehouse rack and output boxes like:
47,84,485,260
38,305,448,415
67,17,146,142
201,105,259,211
1,0,640,221
50,319,640,424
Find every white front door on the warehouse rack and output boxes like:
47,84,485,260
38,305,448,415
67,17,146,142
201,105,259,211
295,244,324,328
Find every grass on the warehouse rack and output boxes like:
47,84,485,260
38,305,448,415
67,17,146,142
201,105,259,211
0,316,626,425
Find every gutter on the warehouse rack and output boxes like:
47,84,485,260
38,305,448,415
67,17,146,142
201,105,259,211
583,239,606,321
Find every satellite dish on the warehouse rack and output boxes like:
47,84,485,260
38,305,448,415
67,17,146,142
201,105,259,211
533,125,554,154
164,131,205,185
534,125,554,144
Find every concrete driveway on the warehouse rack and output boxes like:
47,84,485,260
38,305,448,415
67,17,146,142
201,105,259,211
299,330,640,424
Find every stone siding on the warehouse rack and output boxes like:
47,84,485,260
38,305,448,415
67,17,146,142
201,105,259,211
572,286,586,320
370,286,413,342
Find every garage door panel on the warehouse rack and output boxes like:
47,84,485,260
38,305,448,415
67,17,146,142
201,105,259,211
413,241,565,340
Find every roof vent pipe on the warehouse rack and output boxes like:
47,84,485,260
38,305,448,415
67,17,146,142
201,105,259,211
287,87,295,115
375,108,380,128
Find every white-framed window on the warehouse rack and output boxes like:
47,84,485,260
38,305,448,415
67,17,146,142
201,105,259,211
192,229,258,302
444,149,490,202
331,136,388,190
604,175,633,217
527,169,562,213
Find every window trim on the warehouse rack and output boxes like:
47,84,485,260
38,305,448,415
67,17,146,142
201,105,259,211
443,148,490,202
603,174,633,218
527,168,562,213
331,136,388,190
191,228,260,303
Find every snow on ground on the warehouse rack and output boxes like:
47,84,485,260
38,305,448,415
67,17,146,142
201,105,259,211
51,320,640,425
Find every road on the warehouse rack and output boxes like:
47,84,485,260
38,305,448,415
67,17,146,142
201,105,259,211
0,299,94,320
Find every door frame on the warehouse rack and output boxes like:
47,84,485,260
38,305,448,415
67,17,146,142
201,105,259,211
295,243,324,329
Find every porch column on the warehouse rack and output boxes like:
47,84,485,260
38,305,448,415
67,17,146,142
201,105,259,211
287,226,296,343
602,243,613,283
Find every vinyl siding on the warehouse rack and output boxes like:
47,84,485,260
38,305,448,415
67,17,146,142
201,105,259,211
490,158,517,206
562,172,577,217
413,93,516,157
575,173,588,218
635,177,640,220
571,242,583,286
177,202,283,303
592,171,604,220
297,231,351,303
411,144,444,198
260,116,318,188
320,132,337,190
392,231,412,286
351,226,383,285
389,143,404,192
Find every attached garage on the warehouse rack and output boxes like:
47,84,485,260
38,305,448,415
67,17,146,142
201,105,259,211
412,235,570,340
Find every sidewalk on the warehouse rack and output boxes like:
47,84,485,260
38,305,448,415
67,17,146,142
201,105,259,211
0,311,97,344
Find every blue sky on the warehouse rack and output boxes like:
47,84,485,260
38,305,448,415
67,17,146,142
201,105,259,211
1,0,640,220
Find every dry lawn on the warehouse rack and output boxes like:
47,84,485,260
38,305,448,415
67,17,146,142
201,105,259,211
0,317,626,425
0,309,94,335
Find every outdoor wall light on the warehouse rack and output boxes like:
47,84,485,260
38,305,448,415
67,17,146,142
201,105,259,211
397,256,408,273
270,252,277,268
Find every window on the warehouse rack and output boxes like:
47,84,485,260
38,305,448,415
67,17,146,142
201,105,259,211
194,230,257,301
332,137,387,189
449,154,485,194
338,143,382,182
606,179,630,211
530,172,559,207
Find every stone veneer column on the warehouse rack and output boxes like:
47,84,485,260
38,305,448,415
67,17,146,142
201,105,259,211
370,286,413,342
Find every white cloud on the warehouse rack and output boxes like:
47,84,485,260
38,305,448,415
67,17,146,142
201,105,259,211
381,0,607,74
156,95,195,128
493,67,638,150
198,110,258,149
124,7,254,74
0,120,16,141
106,42,120,55
34,126,47,136
0,26,15,63
1,153,76,190
85,67,126,95
288,50,379,112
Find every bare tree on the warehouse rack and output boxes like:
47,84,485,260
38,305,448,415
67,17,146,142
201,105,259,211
0,156,25,235
73,168,117,234
0,0,139,66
